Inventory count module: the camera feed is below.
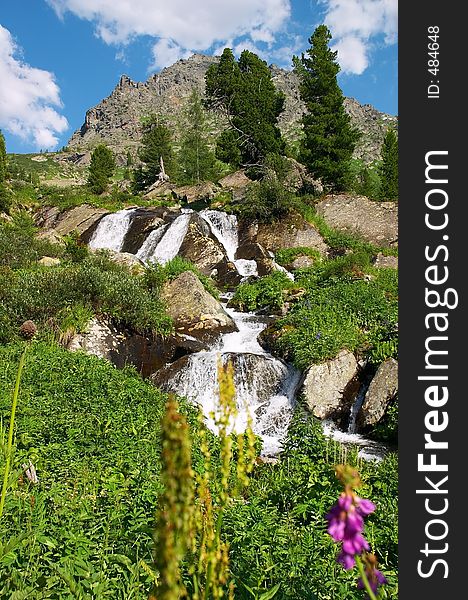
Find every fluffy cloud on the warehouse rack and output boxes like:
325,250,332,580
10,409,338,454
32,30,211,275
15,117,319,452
0,25,68,148
47,0,291,68
322,0,397,74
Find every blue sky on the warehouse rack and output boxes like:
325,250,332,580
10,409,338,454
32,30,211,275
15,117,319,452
0,0,397,153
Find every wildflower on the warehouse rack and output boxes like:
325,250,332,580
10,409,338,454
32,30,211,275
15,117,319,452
357,553,388,599
326,465,387,599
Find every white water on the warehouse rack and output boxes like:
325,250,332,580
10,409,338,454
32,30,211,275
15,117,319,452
322,421,388,462
89,208,136,251
200,209,258,278
162,304,301,456
138,212,192,265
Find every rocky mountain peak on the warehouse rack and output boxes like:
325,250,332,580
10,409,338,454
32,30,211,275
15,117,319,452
68,53,397,163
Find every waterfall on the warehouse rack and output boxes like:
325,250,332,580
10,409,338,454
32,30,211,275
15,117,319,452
200,209,258,277
136,224,168,263
157,303,301,456
89,209,136,251
137,212,192,265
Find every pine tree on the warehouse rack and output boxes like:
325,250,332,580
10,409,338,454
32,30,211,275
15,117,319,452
178,90,218,184
134,117,175,190
87,145,115,194
0,130,7,183
206,49,285,166
295,25,360,191
379,128,398,200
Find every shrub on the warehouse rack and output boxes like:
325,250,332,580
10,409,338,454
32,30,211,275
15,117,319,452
236,174,294,222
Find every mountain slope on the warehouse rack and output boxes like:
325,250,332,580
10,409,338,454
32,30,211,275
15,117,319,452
68,53,397,164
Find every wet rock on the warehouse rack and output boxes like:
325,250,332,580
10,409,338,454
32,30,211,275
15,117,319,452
316,194,398,247
373,253,398,269
178,215,226,275
152,351,291,407
120,207,171,254
235,242,270,261
357,359,398,429
38,256,61,267
160,271,237,343
302,350,359,423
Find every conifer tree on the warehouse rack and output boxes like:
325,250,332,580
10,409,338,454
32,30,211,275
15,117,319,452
178,90,217,184
134,117,175,190
87,145,115,194
206,49,285,166
0,130,7,183
295,25,360,190
379,128,398,200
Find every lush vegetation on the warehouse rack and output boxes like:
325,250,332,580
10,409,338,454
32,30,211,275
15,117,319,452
0,341,397,599
233,247,398,370
133,118,176,191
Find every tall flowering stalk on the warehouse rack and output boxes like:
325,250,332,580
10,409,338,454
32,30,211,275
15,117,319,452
150,396,194,600
150,359,257,600
326,464,387,600
0,321,36,519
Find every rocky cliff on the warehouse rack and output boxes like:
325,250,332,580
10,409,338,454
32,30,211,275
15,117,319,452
68,53,397,164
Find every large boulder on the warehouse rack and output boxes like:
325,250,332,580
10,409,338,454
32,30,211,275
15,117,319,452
254,213,328,254
316,194,398,247
172,182,217,204
68,317,167,377
218,170,251,200
38,205,110,238
178,215,227,275
283,158,323,195
120,207,172,254
160,271,237,343
357,358,398,429
302,350,359,426
98,250,145,275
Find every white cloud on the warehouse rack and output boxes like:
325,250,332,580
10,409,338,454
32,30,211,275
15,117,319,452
0,25,68,148
47,0,291,68
322,0,397,74
150,39,192,71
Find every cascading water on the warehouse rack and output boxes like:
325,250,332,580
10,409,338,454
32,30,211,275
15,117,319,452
88,207,301,454
158,303,301,456
200,210,258,277
89,208,136,251
137,212,192,265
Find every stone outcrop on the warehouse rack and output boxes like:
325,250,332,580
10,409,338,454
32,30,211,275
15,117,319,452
35,205,109,238
316,194,398,247
357,358,398,429
66,54,396,164
301,350,359,425
160,271,237,343
253,213,328,254
68,317,165,377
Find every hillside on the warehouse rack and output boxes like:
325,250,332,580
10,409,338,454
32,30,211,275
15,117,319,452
67,53,397,164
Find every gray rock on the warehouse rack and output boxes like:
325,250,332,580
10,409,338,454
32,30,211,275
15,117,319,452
68,318,164,377
160,271,237,343
357,359,398,428
373,253,398,269
255,212,328,254
302,350,359,421
41,205,109,238
316,194,398,247
290,255,316,270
